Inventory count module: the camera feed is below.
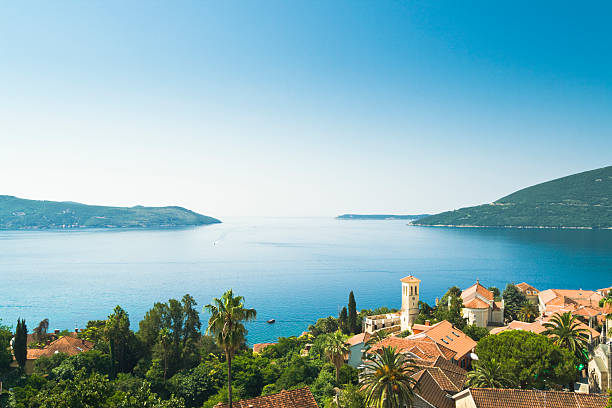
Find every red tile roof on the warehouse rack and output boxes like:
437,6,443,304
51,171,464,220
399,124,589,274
463,298,491,309
400,275,421,283
490,317,599,339
462,282,494,302
408,320,476,360
466,388,608,408
26,336,93,360
253,343,277,354
516,282,539,294
369,336,456,361
215,388,318,408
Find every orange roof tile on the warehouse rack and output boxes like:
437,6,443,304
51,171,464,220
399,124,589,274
462,282,494,302
216,388,318,408
409,320,476,360
369,336,456,361
400,275,421,283
467,388,608,408
413,370,456,408
253,343,277,354
516,282,539,294
26,336,93,360
463,298,491,309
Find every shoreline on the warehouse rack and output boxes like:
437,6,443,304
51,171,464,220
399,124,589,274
410,224,612,230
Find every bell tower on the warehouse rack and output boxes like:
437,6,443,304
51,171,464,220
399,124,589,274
400,275,420,331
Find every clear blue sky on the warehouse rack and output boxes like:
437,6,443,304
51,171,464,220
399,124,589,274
1,1,611,217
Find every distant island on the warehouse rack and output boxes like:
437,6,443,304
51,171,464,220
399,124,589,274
413,165,612,229
0,195,221,230
337,214,430,220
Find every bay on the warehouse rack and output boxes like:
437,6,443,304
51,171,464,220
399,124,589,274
1,217,611,344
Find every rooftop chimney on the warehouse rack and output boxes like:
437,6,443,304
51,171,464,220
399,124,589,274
425,320,431,326
54,329,60,335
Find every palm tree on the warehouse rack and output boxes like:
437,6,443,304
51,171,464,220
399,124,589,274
204,289,256,408
466,358,517,388
361,346,419,408
323,330,350,383
517,302,539,323
543,312,589,362
366,329,390,348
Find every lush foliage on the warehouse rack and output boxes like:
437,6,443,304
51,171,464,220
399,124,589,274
361,346,418,408
543,312,590,364
414,165,612,228
475,330,577,389
348,291,358,334
463,324,489,342
14,319,28,369
503,284,528,321
0,195,221,229
434,287,467,330
466,358,516,388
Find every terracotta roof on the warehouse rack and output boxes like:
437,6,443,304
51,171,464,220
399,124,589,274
539,289,603,306
466,388,608,408
26,336,93,360
413,369,456,408
347,332,370,346
490,318,599,339
463,298,491,309
369,336,456,361
408,320,476,360
215,387,318,408
400,275,421,283
253,343,277,354
462,282,494,302
516,282,539,294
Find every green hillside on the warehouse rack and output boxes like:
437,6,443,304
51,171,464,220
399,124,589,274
414,166,612,228
0,196,221,229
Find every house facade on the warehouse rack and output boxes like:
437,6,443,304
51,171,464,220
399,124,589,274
460,281,504,328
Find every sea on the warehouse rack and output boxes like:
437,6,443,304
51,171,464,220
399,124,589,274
2,217,611,344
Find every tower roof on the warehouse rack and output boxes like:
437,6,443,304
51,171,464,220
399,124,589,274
401,275,421,283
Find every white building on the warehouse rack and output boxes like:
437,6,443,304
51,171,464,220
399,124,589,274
363,275,420,334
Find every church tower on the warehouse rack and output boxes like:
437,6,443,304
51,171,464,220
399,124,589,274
400,275,420,331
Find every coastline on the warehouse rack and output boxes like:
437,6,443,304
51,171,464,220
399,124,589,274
410,223,612,230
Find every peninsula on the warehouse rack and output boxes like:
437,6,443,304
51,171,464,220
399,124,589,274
337,214,430,220
0,195,221,229
414,165,612,229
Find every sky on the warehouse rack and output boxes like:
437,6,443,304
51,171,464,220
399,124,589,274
1,1,611,217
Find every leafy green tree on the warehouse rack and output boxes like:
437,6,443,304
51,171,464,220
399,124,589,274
543,312,589,364
348,291,358,334
310,369,336,406
34,352,70,376
475,330,577,389
503,284,528,321
466,358,516,388
51,350,112,380
434,287,467,330
336,383,365,408
339,307,349,335
106,305,132,377
463,324,489,342
397,329,411,338
606,390,612,408
110,380,186,408
0,323,14,374
138,294,202,375
361,346,418,408
14,318,28,370
32,318,50,343
517,302,539,323
308,316,339,337
322,330,350,383
158,328,172,384
204,289,256,408
168,359,224,407
488,287,501,301
31,369,113,407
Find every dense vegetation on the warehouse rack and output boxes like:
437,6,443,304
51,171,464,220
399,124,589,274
414,165,612,228
0,196,221,229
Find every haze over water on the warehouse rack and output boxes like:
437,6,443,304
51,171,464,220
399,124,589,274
2,217,611,344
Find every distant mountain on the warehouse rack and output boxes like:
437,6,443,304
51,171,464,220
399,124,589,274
0,195,221,229
413,166,612,229
337,214,430,220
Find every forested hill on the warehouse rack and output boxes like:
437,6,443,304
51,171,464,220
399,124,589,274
413,166,612,228
0,195,221,229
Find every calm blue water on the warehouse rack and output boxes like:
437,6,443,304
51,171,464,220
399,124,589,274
1,217,611,344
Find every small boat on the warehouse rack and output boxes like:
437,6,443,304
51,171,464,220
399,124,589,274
267,319,276,324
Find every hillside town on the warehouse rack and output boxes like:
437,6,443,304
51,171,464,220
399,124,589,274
3,277,611,408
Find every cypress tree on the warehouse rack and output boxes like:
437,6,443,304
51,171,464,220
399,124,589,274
339,306,349,334
348,291,358,334
13,318,27,370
